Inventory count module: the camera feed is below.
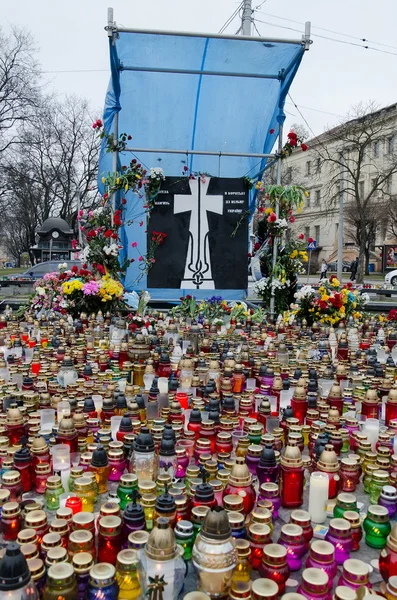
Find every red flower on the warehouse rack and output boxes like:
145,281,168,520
299,233,305,240
254,242,261,251
346,281,353,289
138,256,143,262
267,212,277,223
289,216,295,223
258,207,265,213
248,253,252,258
113,209,122,226
270,128,275,134
139,221,144,227
388,309,397,321
96,119,103,128
132,242,138,248
96,264,106,275
183,166,188,172
152,231,167,244
104,229,113,238
71,239,78,250
288,131,297,140
289,138,297,148
103,193,109,200
82,264,87,269
301,143,308,151
86,230,97,239
121,198,127,205
130,258,135,263
185,295,192,300
318,300,328,310
127,135,132,140
112,233,118,239
329,293,343,309
307,237,314,244
150,258,156,263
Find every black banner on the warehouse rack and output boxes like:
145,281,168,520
147,176,249,290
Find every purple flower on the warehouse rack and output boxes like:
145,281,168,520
82,280,100,296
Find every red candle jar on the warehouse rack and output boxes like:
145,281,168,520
305,540,337,591
259,543,290,595
380,523,397,582
72,512,96,537
215,432,233,455
316,445,340,499
187,409,202,439
342,511,362,552
278,523,306,571
248,522,272,570
175,392,189,410
361,390,380,420
50,518,70,548
386,390,397,426
291,386,308,425
328,384,343,415
13,444,33,493
222,457,256,515
98,515,123,563
6,407,25,446
65,496,83,514
56,416,78,453
290,510,313,549
1,501,22,541
340,458,360,493
337,338,349,361
279,445,304,508
194,438,212,465
68,529,96,560
1,470,23,503
35,464,52,494
24,509,49,546
199,421,217,453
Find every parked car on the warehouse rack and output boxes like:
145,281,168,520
324,261,351,273
385,270,397,286
9,261,84,281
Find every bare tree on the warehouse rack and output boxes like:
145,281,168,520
0,27,41,154
1,95,100,263
316,102,397,282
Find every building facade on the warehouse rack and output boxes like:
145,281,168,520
277,102,397,272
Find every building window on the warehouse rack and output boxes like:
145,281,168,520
373,141,380,157
305,226,310,239
359,181,364,197
315,225,320,244
388,136,395,154
306,192,311,208
306,161,311,176
316,158,321,174
286,167,292,184
315,190,321,207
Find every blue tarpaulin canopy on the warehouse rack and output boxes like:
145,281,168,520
99,13,310,299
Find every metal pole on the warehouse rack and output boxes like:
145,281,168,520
124,147,275,159
307,250,312,283
337,153,344,282
77,193,83,250
242,0,252,36
269,120,284,318
111,112,119,223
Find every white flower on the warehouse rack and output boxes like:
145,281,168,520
36,286,45,296
80,247,90,261
103,243,119,256
294,285,315,301
361,293,370,305
93,206,104,216
149,167,165,180
58,263,67,271
275,218,288,228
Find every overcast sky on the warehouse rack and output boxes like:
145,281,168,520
3,0,397,137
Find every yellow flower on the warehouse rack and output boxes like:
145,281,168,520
290,250,298,259
135,175,141,180
330,278,340,287
265,207,273,215
339,306,345,314
116,178,120,184
125,184,129,191
62,279,84,295
321,294,329,301
304,191,309,197
299,251,308,262
255,183,261,190
101,177,106,184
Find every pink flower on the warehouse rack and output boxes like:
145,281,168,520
132,242,138,248
139,221,143,227
71,239,78,250
138,256,143,262
270,128,275,134
82,280,100,296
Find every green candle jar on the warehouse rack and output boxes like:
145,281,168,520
45,476,64,511
73,477,97,512
140,494,156,532
363,505,391,548
333,493,357,519
369,470,389,505
363,464,378,494
117,473,138,510
175,520,194,560
68,467,84,492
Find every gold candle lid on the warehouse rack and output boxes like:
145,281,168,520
251,578,279,599
229,580,251,600
42,533,62,549
45,475,63,489
280,523,303,543
72,512,95,528
25,510,47,528
309,540,334,563
334,586,358,600
223,494,244,512
56,507,73,522
302,567,329,594
291,509,311,527
21,543,39,560
2,501,20,517
27,558,45,579
2,470,21,485
128,530,150,548
50,519,69,535
227,511,245,527
343,510,361,528
262,543,287,566
342,558,369,585
69,529,93,545
117,549,139,566
17,529,38,545
47,562,74,581
99,502,120,517
46,546,68,565
235,538,250,558
251,507,272,526
248,522,271,543
72,551,94,574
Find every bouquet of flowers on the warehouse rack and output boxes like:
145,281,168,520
289,276,369,325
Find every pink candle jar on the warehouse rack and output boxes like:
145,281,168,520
194,439,212,465
337,558,372,593
305,540,337,591
1,501,22,540
297,567,331,600
35,464,52,494
278,524,306,571
258,482,281,519
175,447,189,479
325,518,353,565
107,448,126,482
246,445,262,477
290,510,313,549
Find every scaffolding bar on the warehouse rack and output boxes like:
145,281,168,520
114,26,304,46
121,65,282,80
124,147,275,159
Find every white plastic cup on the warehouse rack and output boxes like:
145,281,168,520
111,416,123,441
308,471,329,523
51,444,71,472
40,409,55,433
57,401,70,423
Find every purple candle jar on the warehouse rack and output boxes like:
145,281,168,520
175,447,189,479
246,445,262,478
325,518,353,565
108,448,127,482
278,523,306,571
258,482,281,519
305,540,337,591
72,552,94,600
337,558,372,593
379,485,397,520
122,497,146,547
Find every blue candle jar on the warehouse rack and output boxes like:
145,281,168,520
87,563,119,600
379,485,397,520
72,552,94,600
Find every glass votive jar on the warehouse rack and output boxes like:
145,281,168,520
1,469,23,502
363,505,391,549
340,458,360,493
45,475,65,510
56,506,73,527
72,552,95,600
24,509,49,546
278,523,306,571
325,518,353,565
342,511,362,552
98,515,123,563
50,518,69,548
41,532,63,562
18,527,39,548
65,496,82,515
87,563,119,600
208,479,223,506
141,493,156,532
108,447,127,482
27,557,46,597
363,463,378,494
369,470,390,504
337,558,372,593
251,507,273,534
258,482,281,519
72,512,96,537
246,444,262,477
175,447,189,479
73,476,97,512
259,543,290,595
248,522,272,570
68,466,85,492
379,485,397,520
128,529,150,553
45,546,69,568
1,501,22,541
297,567,330,600
44,563,78,599
115,548,143,600
251,578,279,600
175,519,194,560
333,493,357,519
68,529,95,560
290,509,313,549
0,488,10,518
228,511,246,540
231,538,252,586
304,539,337,591
117,473,138,510
224,494,244,514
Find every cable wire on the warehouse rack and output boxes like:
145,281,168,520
218,1,244,34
